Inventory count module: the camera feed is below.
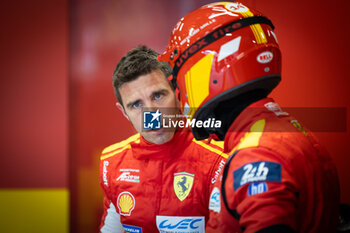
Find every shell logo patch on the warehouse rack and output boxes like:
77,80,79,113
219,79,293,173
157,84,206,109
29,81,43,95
173,172,194,201
117,191,135,216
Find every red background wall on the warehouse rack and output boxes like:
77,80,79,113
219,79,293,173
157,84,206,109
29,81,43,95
1,0,349,232
0,0,69,232
0,0,68,189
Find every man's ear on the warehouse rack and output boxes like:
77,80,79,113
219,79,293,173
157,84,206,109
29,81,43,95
116,102,129,120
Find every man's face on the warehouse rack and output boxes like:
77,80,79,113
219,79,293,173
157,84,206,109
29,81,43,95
118,70,179,145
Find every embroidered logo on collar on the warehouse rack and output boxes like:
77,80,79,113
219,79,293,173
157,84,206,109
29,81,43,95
116,168,140,183
117,191,135,216
173,172,194,201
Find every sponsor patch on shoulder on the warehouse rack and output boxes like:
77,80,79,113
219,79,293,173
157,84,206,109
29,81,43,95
264,102,289,116
233,161,281,190
122,224,142,233
248,182,268,196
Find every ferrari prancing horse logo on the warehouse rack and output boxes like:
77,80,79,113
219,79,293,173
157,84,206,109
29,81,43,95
173,172,194,201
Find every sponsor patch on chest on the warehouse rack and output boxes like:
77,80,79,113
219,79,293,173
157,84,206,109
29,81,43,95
233,161,281,190
117,191,135,216
116,168,140,183
156,216,205,233
122,224,142,233
173,172,194,201
209,187,221,213
211,159,225,184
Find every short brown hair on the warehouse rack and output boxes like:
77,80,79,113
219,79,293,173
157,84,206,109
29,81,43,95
113,45,173,106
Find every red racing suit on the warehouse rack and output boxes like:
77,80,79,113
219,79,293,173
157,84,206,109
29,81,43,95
206,98,340,233
99,129,226,233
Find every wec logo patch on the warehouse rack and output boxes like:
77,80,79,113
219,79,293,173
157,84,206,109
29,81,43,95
233,161,281,190
156,216,204,233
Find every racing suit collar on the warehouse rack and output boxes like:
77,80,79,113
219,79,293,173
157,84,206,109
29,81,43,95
132,128,193,160
223,97,275,152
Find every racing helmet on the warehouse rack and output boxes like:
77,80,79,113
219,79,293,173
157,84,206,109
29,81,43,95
159,2,281,140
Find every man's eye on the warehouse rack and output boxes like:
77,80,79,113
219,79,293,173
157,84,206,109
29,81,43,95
132,103,141,109
154,93,163,100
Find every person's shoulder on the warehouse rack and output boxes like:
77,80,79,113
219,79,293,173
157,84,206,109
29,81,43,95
100,133,141,161
227,116,314,165
191,138,229,160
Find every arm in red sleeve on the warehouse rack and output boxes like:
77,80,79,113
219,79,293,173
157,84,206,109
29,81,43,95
222,148,298,233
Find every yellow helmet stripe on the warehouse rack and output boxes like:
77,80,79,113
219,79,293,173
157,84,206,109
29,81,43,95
242,11,267,44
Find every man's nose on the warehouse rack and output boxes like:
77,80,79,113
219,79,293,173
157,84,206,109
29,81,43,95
144,100,158,111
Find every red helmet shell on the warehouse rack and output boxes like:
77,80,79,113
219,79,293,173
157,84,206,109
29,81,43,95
159,2,281,139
